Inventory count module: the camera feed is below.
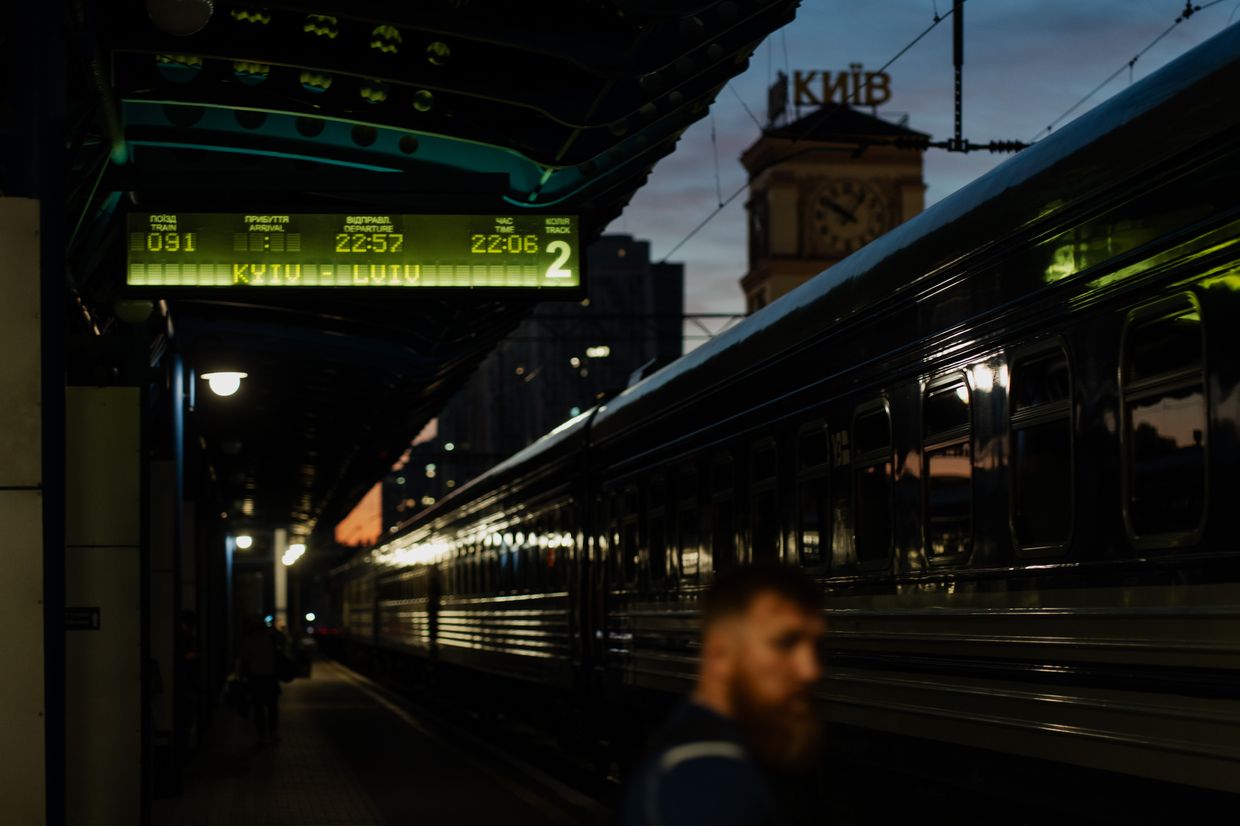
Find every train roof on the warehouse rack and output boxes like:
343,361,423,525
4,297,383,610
591,23,1240,443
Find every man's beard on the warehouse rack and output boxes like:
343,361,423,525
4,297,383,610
728,675,823,773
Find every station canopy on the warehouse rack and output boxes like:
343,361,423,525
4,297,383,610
55,0,800,539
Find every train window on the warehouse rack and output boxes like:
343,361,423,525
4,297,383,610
1122,297,1206,541
798,427,829,468
853,404,893,564
648,476,668,582
797,423,829,568
925,380,971,435
1010,347,1073,551
500,543,514,593
750,442,779,562
1012,350,1071,411
752,443,777,483
711,454,736,571
678,467,700,582
542,513,557,590
649,477,667,510
712,454,734,493
622,484,640,583
528,529,544,593
797,480,828,568
923,378,972,559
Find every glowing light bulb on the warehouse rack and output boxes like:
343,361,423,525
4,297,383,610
201,371,247,397
234,534,253,550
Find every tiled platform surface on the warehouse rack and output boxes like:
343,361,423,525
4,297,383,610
154,659,597,826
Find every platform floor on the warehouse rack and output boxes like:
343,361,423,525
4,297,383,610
154,659,606,826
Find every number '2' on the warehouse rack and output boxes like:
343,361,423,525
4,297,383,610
545,241,572,279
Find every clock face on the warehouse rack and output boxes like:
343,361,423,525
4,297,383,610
812,179,889,255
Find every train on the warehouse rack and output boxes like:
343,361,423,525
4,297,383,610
329,24,1240,818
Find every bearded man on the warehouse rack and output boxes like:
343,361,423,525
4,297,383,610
622,563,827,826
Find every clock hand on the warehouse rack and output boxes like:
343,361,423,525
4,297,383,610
821,197,857,225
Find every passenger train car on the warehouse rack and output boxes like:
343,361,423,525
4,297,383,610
331,26,1240,814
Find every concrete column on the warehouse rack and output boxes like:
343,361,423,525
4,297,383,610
273,528,288,628
65,387,142,825
148,460,177,783
0,198,47,825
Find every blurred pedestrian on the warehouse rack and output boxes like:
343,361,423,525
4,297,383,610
237,616,283,745
622,563,826,826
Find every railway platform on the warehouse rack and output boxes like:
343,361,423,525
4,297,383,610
154,659,609,826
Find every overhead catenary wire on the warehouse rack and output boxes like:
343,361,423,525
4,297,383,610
1030,0,1230,142
658,5,958,264
780,27,791,85
728,82,765,133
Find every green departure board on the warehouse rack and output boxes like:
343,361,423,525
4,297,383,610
126,213,581,289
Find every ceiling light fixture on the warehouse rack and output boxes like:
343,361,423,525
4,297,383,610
201,371,248,397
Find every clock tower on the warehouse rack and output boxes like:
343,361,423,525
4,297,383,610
740,103,928,312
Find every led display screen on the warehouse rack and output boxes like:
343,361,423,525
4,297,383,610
126,212,581,289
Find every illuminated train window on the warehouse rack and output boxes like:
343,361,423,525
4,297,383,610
678,467,700,582
853,402,893,564
922,378,972,560
1010,346,1073,552
648,476,668,582
797,423,830,569
1122,295,1207,543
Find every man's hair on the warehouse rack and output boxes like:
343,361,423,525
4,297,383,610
701,562,823,627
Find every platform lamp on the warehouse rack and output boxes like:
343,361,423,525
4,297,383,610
200,370,248,397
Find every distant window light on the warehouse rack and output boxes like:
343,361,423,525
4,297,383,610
395,476,406,485
515,365,526,376
426,463,436,471
580,298,590,307
570,406,581,416
444,442,455,451
426,468,436,478
580,368,589,377
421,495,436,506
586,345,611,358
617,247,627,258
446,480,456,488
570,356,582,368
404,498,415,507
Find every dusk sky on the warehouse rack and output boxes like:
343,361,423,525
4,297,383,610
607,1,1238,339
